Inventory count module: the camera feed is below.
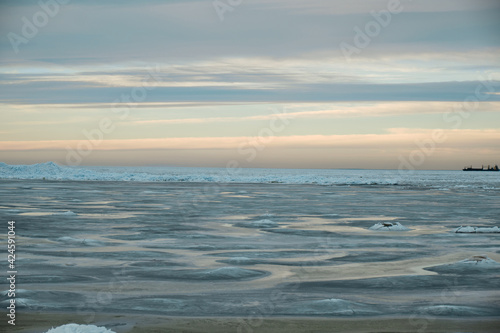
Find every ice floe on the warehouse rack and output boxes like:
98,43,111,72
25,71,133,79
454,226,500,233
368,222,410,231
46,324,116,333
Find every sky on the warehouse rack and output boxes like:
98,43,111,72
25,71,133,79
0,0,499,170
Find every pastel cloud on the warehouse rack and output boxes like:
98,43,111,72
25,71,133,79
0,0,499,169
128,102,500,125
2,129,499,151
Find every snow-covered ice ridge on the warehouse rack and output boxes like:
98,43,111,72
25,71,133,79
46,324,115,333
369,222,410,231
1,162,499,189
454,226,500,233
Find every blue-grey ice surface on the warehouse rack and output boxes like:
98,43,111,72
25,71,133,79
1,163,499,320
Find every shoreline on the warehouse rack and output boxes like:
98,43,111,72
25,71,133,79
3,312,500,333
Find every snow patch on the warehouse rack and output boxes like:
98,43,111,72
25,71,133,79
369,222,410,231
46,324,116,333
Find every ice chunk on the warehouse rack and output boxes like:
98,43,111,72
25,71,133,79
454,226,500,233
369,222,410,231
250,219,278,228
454,226,475,233
46,324,116,333
52,211,78,216
459,255,498,265
234,219,278,229
476,226,500,233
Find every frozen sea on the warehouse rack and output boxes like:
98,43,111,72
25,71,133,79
1,163,499,325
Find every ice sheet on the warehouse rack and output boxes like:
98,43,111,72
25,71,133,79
1,169,499,319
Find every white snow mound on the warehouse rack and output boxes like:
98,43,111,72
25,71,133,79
454,226,500,233
46,324,116,333
369,222,410,231
251,219,278,228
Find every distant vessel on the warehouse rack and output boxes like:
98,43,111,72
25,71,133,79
462,164,499,171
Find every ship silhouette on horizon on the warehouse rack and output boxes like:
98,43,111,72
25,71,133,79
463,164,499,171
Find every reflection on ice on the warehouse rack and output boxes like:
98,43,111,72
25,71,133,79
57,237,105,247
417,305,498,316
425,256,500,274
281,298,380,316
131,266,269,281
1,290,86,311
